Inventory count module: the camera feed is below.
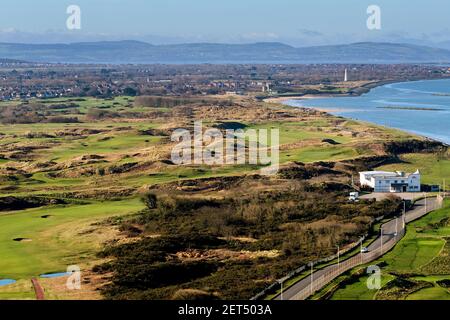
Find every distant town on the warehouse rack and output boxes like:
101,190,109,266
1,62,449,101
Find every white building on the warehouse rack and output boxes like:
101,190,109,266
359,170,421,193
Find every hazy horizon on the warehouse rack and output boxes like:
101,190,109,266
1,0,450,49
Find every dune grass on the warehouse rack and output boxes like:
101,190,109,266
0,280,35,300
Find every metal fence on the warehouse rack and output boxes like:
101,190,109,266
250,231,372,300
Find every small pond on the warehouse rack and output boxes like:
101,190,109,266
40,272,71,279
0,279,16,286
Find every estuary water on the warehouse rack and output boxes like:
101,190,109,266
286,79,450,145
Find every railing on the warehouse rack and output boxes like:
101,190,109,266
250,232,371,300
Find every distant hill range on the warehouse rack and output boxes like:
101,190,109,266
0,58,29,64
1,41,450,64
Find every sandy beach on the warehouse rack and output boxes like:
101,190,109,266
265,94,356,113
263,94,347,104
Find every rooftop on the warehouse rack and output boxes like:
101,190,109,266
360,170,420,180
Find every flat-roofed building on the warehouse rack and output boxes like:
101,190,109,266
359,170,421,193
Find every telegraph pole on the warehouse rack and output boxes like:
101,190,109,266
310,263,314,295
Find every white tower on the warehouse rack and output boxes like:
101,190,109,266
344,68,348,82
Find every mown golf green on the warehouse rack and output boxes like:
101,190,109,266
0,198,145,280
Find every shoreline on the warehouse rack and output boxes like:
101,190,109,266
263,79,399,104
264,77,450,104
271,78,450,146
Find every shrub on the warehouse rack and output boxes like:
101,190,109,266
142,193,158,210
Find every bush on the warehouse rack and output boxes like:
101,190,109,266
142,193,158,209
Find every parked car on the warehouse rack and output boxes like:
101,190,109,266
349,192,359,202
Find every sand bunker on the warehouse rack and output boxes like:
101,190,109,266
13,238,32,242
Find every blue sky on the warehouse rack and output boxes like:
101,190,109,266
1,0,450,47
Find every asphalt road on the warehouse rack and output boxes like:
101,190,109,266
275,197,437,300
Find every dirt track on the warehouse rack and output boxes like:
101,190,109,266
31,278,45,300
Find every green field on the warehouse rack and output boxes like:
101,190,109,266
330,273,395,300
0,198,145,280
406,286,450,300
281,145,361,163
378,153,450,185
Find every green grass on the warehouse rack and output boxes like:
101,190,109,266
382,200,450,273
331,274,395,300
0,120,160,136
0,198,145,280
0,96,135,113
249,122,354,145
382,238,445,272
406,286,450,300
49,133,162,161
281,145,361,163
378,153,450,185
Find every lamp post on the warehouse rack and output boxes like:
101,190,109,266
280,281,283,301
395,216,398,237
403,201,406,230
278,276,289,301
337,245,340,269
444,179,446,199
360,238,364,264
380,227,383,255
